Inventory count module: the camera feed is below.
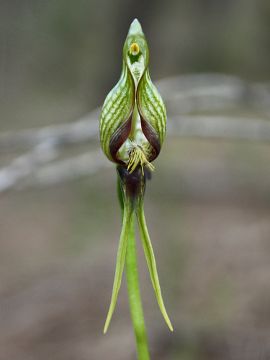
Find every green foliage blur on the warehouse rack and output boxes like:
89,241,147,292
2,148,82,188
1,0,270,130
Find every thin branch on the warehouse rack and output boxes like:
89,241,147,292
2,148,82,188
169,115,270,142
23,150,110,188
0,109,100,152
0,142,58,192
0,74,270,152
1,115,270,193
1,74,270,193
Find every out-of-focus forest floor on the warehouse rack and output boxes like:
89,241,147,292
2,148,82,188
1,134,270,360
1,1,270,358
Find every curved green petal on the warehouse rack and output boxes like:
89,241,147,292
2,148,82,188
136,201,173,332
103,199,134,333
137,70,167,146
100,62,135,162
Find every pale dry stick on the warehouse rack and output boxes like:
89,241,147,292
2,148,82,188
0,109,100,152
1,75,270,153
1,115,270,193
168,115,270,142
0,141,58,192
157,73,270,111
9,149,109,191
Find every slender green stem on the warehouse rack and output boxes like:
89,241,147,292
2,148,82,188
126,214,150,360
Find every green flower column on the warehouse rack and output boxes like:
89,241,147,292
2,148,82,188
99,19,173,360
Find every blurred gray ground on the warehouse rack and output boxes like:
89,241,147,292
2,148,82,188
1,139,270,360
1,1,270,359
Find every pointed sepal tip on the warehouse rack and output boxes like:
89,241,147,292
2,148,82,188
128,18,143,36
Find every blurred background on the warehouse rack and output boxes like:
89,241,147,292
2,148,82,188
1,1,270,359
